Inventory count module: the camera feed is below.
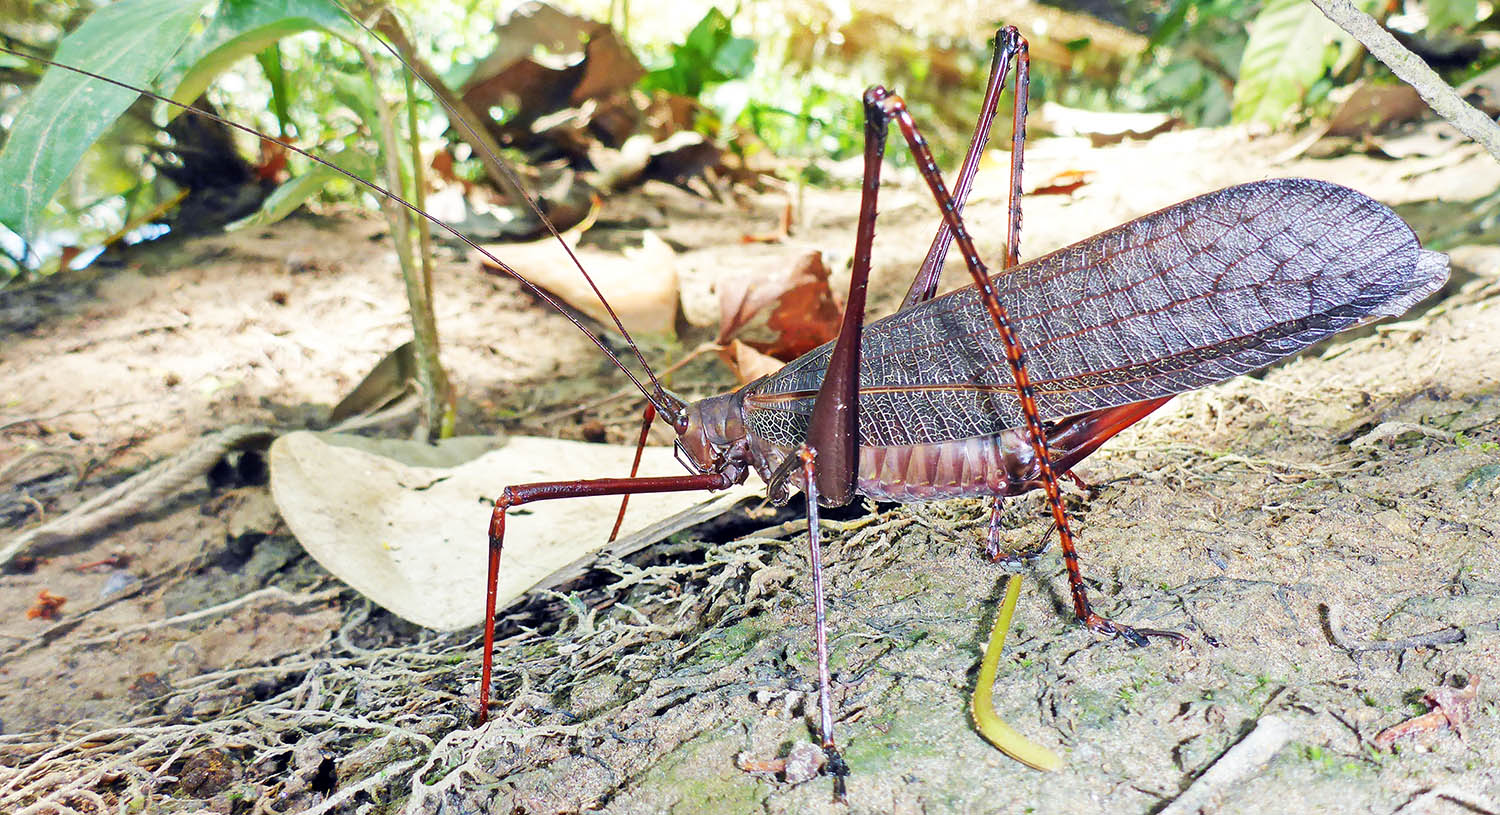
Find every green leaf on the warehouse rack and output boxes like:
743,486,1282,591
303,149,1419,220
0,0,215,240
225,163,342,230
255,43,293,138
1147,0,1193,53
710,34,756,81
160,0,360,112
640,7,756,98
1231,0,1349,126
1427,0,1478,32
326,70,384,143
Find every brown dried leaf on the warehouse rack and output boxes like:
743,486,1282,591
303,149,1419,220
752,252,842,360
26,589,66,620
1326,81,1427,138
1031,169,1094,196
460,4,642,133
716,252,841,361
1373,676,1479,748
735,741,827,785
717,339,785,385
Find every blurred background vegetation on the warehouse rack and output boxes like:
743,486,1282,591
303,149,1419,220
0,0,1495,284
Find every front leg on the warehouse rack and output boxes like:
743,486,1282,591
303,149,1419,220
479,469,739,724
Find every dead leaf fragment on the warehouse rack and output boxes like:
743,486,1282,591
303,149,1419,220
482,229,679,339
717,251,841,362
717,339,785,385
460,3,643,135
1031,169,1094,196
268,432,756,629
1326,81,1427,138
737,741,827,785
26,589,66,620
1035,102,1176,145
1374,676,1479,748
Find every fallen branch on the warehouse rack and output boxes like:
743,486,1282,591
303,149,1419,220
0,425,275,570
1323,603,1468,653
1313,0,1500,162
1159,715,1297,815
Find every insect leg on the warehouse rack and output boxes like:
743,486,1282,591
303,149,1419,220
797,445,850,801
480,469,739,724
608,402,658,542
868,87,1183,647
803,85,890,507
903,25,1029,309
987,397,1172,560
896,26,1030,558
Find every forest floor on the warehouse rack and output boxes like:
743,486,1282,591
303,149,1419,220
1,123,1498,814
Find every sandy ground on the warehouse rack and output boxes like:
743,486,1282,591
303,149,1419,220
1,124,1497,813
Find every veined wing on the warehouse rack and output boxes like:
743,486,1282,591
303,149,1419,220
745,179,1448,449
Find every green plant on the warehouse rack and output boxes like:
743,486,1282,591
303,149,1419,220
1,0,454,437
638,7,757,137
0,0,363,280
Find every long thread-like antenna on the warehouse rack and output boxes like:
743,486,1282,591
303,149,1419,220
340,7,677,416
0,42,682,421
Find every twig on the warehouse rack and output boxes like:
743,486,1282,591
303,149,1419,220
0,449,80,486
534,342,724,424
68,586,341,647
1323,603,1467,652
1312,0,1500,162
0,399,156,432
1395,786,1500,814
1349,421,1455,452
0,425,275,569
1158,715,1297,815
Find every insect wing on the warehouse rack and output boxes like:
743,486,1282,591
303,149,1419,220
747,179,1448,449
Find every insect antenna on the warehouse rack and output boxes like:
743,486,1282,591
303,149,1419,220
0,39,684,422
334,6,683,421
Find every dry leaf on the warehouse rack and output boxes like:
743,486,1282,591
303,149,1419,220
1326,81,1427,138
26,589,66,620
717,339,786,384
1035,102,1176,145
1031,169,1094,196
717,251,841,361
460,4,642,130
482,229,679,338
1374,677,1479,748
269,432,757,630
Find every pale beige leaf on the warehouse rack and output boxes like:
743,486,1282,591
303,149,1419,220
269,431,755,630
482,230,679,339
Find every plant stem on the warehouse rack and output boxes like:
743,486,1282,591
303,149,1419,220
1312,0,1500,162
357,43,451,441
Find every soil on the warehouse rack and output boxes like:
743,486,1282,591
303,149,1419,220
1,125,1497,814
